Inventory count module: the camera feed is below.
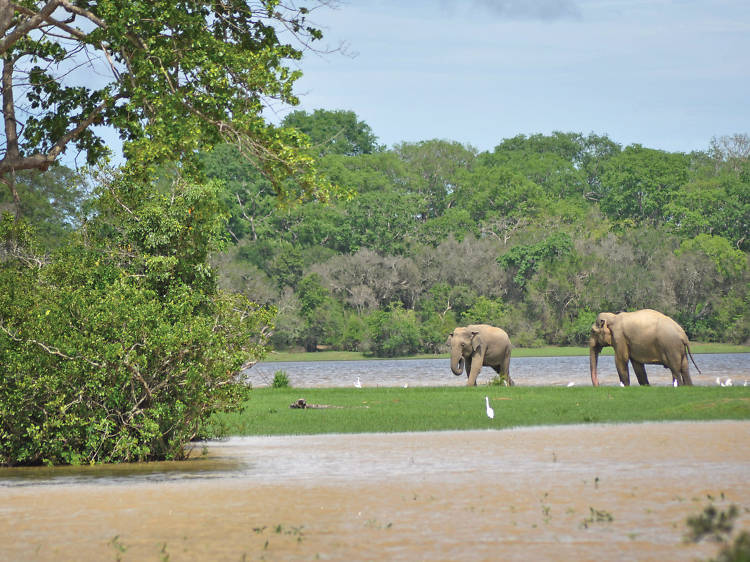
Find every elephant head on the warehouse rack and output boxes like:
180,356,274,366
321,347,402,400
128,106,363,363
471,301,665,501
589,312,615,386
448,327,481,376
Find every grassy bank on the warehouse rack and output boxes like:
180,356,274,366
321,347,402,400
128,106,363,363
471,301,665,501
262,343,750,363
212,386,750,437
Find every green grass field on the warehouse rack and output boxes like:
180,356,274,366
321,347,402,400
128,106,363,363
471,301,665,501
212,386,750,437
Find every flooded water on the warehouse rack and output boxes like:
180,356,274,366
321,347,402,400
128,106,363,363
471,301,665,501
248,353,750,388
1,421,749,560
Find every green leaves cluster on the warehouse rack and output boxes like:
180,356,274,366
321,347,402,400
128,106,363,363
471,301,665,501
207,117,750,353
0,171,274,466
2,1,335,203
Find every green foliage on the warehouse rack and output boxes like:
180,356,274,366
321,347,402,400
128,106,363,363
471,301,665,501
272,371,291,389
597,145,690,224
686,504,740,543
366,304,422,357
0,167,85,247
498,233,573,289
281,109,382,156
205,125,750,353
0,173,274,466
2,1,338,203
678,235,747,280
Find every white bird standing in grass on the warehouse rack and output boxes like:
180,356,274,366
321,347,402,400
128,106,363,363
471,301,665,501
673,379,678,387
354,377,362,388
485,396,494,419
567,382,575,387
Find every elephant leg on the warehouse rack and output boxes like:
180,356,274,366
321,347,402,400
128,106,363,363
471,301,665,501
503,354,514,386
631,361,650,386
615,354,631,386
490,356,513,386
466,357,482,386
678,354,693,386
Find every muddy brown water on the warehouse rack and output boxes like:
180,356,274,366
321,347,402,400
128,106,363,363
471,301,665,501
2,421,749,561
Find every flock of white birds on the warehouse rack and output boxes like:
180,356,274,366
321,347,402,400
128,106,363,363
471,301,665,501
350,375,747,419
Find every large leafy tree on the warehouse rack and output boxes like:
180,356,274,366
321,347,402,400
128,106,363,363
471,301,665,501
281,108,382,157
1,0,334,211
597,145,690,224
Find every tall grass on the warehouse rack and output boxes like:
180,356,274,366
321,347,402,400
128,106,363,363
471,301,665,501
211,386,750,437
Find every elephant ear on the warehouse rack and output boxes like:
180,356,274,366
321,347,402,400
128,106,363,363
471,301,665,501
471,331,483,353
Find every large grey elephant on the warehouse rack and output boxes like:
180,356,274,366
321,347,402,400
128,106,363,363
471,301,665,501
589,309,700,387
449,324,513,386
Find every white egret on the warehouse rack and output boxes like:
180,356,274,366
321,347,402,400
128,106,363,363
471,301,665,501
485,396,494,419
567,382,575,387
620,381,625,387
673,379,678,387
716,377,722,386
354,377,362,388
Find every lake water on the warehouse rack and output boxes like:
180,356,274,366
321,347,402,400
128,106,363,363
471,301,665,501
2,354,748,560
2,422,749,560
247,353,750,388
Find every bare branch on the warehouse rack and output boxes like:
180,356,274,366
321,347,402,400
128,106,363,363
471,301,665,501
0,1,62,55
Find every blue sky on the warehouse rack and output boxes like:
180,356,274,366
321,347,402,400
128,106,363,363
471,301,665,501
284,0,750,153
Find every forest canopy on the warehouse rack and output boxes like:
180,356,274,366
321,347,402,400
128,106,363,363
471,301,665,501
203,114,750,354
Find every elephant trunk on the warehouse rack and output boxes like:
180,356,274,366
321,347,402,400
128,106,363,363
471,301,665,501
451,355,464,376
589,337,601,387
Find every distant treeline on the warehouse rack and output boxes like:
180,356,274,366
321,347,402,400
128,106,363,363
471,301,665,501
5,110,748,356
203,110,750,355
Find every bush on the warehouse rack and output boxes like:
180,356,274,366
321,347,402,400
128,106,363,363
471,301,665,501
366,304,422,357
0,172,274,466
272,370,290,388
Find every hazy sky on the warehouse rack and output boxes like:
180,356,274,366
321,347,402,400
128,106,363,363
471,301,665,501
284,0,750,153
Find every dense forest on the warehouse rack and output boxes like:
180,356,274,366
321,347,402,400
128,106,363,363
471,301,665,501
5,109,748,359
201,110,750,354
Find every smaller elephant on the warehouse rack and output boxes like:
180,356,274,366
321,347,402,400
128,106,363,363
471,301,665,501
449,324,513,386
589,309,700,387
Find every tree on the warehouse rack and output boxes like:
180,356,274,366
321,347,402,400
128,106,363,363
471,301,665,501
597,145,690,224
394,139,476,220
0,173,275,465
281,109,382,156
0,165,84,246
1,0,336,213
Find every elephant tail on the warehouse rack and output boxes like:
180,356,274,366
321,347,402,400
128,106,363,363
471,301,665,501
685,342,702,374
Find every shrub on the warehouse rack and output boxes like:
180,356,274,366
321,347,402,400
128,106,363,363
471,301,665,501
272,370,291,388
0,172,274,466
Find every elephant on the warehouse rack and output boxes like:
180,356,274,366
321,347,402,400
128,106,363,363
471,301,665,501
589,309,700,387
449,324,513,386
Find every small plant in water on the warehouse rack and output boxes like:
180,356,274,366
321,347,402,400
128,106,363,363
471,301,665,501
272,370,290,388
685,503,750,562
109,535,128,561
685,504,739,543
580,507,614,529
540,492,552,524
488,374,510,386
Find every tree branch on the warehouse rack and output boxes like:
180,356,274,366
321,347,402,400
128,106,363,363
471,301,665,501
0,1,62,55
